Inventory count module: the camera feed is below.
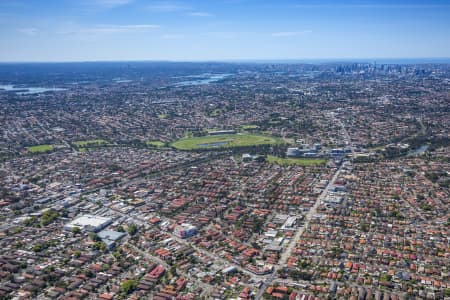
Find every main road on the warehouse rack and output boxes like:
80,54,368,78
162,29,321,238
255,113,354,299
255,162,345,299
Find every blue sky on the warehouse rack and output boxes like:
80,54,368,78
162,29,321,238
0,0,449,61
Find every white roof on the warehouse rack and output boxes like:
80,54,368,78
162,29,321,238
65,214,112,229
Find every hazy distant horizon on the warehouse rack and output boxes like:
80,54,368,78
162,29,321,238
1,57,450,65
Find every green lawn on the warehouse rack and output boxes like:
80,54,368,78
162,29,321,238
241,124,259,130
146,140,165,147
158,114,168,119
369,145,386,151
267,155,327,166
209,109,223,117
27,144,54,153
171,134,283,150
74,139,109,147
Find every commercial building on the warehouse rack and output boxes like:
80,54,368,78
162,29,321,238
287,147,318,157
208,130,237,135
97,230,126,249
64,214,113,232
173,223,197,239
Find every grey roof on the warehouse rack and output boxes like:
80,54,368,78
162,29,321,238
97,230,126,242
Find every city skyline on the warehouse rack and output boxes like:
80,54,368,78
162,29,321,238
1,0,450,62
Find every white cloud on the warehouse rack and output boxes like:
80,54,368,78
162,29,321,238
18,28,39,35
87,24,160,34
188,12,214,17
145,2,214,18
146,1,190,12
116,24,160,29
91,0,134,8
271,30,312,37
59,24,160,35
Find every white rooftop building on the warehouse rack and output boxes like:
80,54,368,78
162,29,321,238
64,214,112,232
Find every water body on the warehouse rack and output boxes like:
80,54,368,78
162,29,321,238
0,84,67,95
407,144,429,157
67,81,91,85
173,73,231,87
113,78,133,83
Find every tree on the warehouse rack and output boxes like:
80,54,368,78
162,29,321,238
40,210,59,226
24,216,38,227
120,279,138,295
83,269,94,278
94,241,107,252
360,223,369,232
420,203,432,211
71,226,81,234
445,289,450,297
32,243,44,252
127,223,138,236
90,232,101,242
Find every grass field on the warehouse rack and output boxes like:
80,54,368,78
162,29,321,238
146,140,165,147
209,109,223,117
369,145,386,151
74,139,109,147
241,124,259,130
267,155,327,166
171,134,283,150
27,144,54,153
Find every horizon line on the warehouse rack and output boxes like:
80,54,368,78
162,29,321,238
1,57,450,64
